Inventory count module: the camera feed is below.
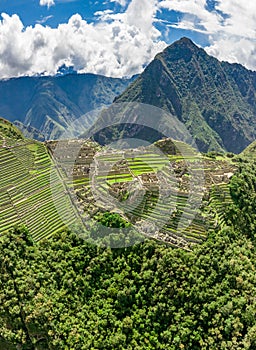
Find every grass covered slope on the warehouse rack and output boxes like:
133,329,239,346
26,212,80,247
0,118,24,143
240,140,256,158
0,118,80,239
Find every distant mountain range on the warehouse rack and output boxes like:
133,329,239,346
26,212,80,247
0,37,255,152
0,74,135,140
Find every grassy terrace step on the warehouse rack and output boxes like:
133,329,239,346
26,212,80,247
7,193,24,204
0,155,18,165
0,190,11,202
0,157,27,171
96,173,132,180
162,226,202,243
0,138,80,239
0,212,19,230
107,177,133,184
0,221,21,234
16,177,50,197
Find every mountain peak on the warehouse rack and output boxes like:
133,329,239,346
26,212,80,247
175,37,195,45
114,36,256,153
157,37,201,63
167,37,198,50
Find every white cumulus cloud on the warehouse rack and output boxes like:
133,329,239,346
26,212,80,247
0,0,255,79
0,0,166,79
39,0,55,7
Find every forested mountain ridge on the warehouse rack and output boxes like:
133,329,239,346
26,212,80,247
0,73,134,140
112,37,256,153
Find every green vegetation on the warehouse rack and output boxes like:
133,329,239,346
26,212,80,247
225,161,256,236
0,118,24,144
0,74,135,140
0,125,80,240
1,119,256,349
0,37,256,350
96,211,131,228
111,38,256,153
240,140,256,159
1,157,256,350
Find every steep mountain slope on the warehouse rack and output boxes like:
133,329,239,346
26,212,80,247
0,117,24,144
0,73,134,140
241,139,256,158
0,117,81,238
111,37,256,153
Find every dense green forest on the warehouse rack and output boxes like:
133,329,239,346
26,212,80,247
0,157,256,349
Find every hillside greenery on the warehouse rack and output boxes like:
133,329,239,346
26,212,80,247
0,119,79,238
112,38,256,153
0,74,134,140
0,118,24,141
0,117,236,248
0,155,256,350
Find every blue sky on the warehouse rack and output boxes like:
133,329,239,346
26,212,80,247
0,0,208,44
0,0,255,79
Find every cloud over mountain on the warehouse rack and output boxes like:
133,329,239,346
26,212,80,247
0,0,166,79
0,0,255,79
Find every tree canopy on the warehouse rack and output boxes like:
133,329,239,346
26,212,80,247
0,158,256,349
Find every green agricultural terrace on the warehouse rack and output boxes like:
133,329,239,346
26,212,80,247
0,118,80,240
0,117,239,248
46,138,237,249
